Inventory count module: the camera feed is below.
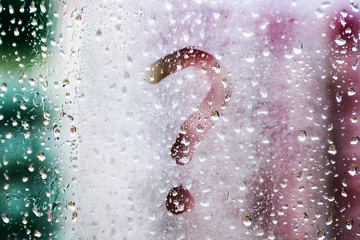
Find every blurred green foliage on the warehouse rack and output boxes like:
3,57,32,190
0,1,63,239
0,0,55,65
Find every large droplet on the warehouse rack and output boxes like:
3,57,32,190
1,214,9,223
242,215,252,227
334,35,346,46
297,130,307,142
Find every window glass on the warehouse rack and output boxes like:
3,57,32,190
1,0,360,239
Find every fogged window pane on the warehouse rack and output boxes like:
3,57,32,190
2,0,360,239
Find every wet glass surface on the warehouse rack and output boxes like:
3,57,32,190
0,1,79,239
1,0,360,239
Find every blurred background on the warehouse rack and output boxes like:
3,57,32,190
0,1,81,239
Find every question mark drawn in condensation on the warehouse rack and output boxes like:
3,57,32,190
145,46,232,214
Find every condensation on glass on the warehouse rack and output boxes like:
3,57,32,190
76,0,360,239
0,1,81,239
2,0,360,239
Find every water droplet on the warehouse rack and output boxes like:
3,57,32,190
5,131,12,139
327,195,335,202
8,5,14,14
222,78,228,88
340,9,348,18
293,40,303,54
321,1,331,8
351,116,357,123
297,130,307,142
68,202,76,210
315,8,324,18
1,214,9,223
63,78,69,87
297,171,304,181
14,27,20,36
72,211,78,221
28,164,34,172
148,75,155,82
326,214,333,225
263,47,270,57
317,228,325,240
350,136,359,145
335,35,346,46
350,2,360,12
260,19,269,30
255,229,264,236
34,230,42,237
348,87,356,96
225,92,231,102
53,127,60,138
199,197,210,207
341,187,348,197
40,169,47,179
196,123,203,132
67,114,75,124
176,60,182,70
243,29,254,37
210,110,220,121
328,144,337,155
178,156,190,165
213,11,221,20
245,52,256,63
246,125,255,133
29,78,35,86
24,130,30,139
346,217,353,230
238,180,246,191
280,179,288,188
1,83,7,91
212,62,221,73
36,152,46,161
262,136,269,144
348,163,357,176
31,18,38,26
353,59,359,70
336,92,342,102
242,215,252,227
39,1,46,13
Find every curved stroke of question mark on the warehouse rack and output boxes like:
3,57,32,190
145,46,232,214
